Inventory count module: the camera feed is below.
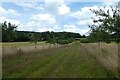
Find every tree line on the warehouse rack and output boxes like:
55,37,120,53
1,21,86,45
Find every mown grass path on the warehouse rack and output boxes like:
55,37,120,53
2,42,116,78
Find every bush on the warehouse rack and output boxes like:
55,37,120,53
80,38,90,43
58,40,69,44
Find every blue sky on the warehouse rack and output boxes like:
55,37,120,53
0,0,119,35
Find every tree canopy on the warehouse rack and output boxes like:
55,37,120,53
88,6,120,43
1,21,18,42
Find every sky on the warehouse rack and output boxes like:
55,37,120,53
0,0,119,35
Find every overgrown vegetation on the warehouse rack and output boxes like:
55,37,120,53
3,42,116,78
1,4,120,78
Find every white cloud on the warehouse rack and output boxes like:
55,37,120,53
20,20,54,32
44,1,63,14
4,9,21,17
14,2,41,10
0,6,21,18
44,0,70,15
14,1,63,13
63,24,89,35
71,6,98,20
69,6,97,35
14,1,70,16
0,16,20,25
0,7,22,31
70,5,115,35
3,2,118,35
77,19,93,26
102,2,118,7
30,13,56,24
38,27,53,32
0,7,5,16
58,4,70,15
81,28,90,35
44,0,64,3
19,13,58,32
63,24,80,32
0,6,21,29
54,26,61,30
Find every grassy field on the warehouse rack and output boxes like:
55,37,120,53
2,41,48,47
2,42,118,78
2,41,55,55
81,43,118,77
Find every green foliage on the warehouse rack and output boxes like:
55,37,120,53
89,6,120,43
45,32,79,45
3,42,116,78
47,38,57,45
29,33,39,48
1,21,84,43
88,28,111,43
47,38,74,45
1,21,18,42
15,31,30,42
80,38,90,43
58,40,69,44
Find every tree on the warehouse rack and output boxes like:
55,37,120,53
29,33,38,48
15,31,30,42
1,21,18,42
89,6,120,44
89,5,120,53
88,25,111,43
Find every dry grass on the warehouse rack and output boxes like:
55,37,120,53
3,42,116,78
81,42,118,77
2,42,118,78
0,42,2,78
2,43,62,57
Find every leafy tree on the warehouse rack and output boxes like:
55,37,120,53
1,21,18,42
88,25,111,43
89,4,120,51
89,5,120,44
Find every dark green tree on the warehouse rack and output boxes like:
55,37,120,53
1,21,18,42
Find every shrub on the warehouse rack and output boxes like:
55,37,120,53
80,38,90,43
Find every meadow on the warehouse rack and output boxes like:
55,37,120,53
2,42,47,47
2,41,118,78
2,42,58,56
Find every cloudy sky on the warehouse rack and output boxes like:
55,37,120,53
0,0,119,35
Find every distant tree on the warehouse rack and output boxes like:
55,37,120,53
29,33,38,48
82,35,86,38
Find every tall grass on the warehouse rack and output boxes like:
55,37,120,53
2,42,60,56
81,42,118,77
2,42,117,78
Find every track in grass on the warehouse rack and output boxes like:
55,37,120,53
2,42,116,78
